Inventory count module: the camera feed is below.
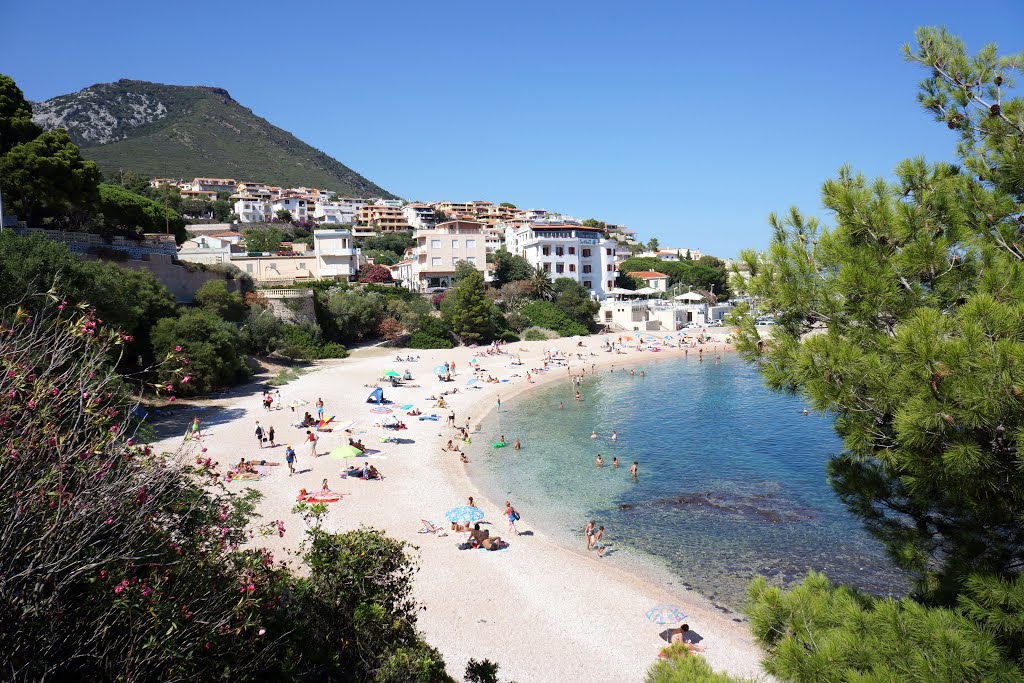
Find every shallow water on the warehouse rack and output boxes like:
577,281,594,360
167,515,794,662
471,354,906,611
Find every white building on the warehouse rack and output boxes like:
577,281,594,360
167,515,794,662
636,248,703,261
403,204,437,231
272,196,308,221
374,198,404,208
626,270,670,292
504,222,620,299
313,202,358,225
177,234,235,265
389,258,414,289
234,198,272,223
314,228,361,280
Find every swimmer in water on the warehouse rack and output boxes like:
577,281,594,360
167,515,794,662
803,407,809,416
591,431,598,439
596,454,604,467
613,456,619,468
611,430,617,441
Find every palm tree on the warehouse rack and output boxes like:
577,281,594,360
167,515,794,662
529,266,554,301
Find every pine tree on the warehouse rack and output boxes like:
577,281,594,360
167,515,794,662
735,27,1024,606
444,270,496,344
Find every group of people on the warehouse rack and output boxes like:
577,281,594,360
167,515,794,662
254,421,276,448
583,520,609,557
343,462,381,480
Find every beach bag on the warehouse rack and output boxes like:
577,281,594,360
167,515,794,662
511,509,520,522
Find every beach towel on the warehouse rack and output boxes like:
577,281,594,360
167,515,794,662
400,404,414,410
233,472,261,481
418,414,439,421
297,492,343,502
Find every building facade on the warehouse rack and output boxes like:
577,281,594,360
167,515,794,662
504,222,620,299
410,220,488,291
313,228,360,280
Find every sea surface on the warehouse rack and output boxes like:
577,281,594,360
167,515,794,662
471,353,907,612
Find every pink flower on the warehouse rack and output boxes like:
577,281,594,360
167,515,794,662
182,375,192,384
258,628,266,636
6,390,15,399
174,345,183,352
99,570,107,579
122,579,130,587
114,585,124,594
110,425,119,433
246,583,255,593
168,396,176,402
105,518,113,525
204,642,211,650
165,384,174,392
27,400,36,409
142,586,153,597
183,359,191,365
51,388,59,396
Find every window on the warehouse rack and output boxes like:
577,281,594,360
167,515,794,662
582,248,591,257
298,263,306,269
466,239,476,248
584,280,592,288
607,280,614,289
556,264,564,273
582,265,592,273
606,264,613,271
556,247,564,256
432,257,442,265
467,256,476,264
246,264,253,273
431,239,441,249
569,264,576,272
605,310,613,321
542,246,550,256
452,258,459,266
543,263,551,272
452,239,459,249
568,246,576,255
606,248,612,255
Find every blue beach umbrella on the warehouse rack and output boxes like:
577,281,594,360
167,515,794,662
646,604,687,625
445,506,485,524
466,378,478,386
434,364,448,376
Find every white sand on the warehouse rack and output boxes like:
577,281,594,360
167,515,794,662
154,335,769,682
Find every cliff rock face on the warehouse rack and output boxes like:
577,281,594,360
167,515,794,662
32,80,396,198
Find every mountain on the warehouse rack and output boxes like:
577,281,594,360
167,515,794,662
32,79,396,198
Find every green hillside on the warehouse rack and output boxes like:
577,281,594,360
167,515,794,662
32,79,396,198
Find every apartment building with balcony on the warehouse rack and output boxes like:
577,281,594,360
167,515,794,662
233,197,272,223
505,222,620,300
411,220,488,291
403,203,437,231
356,205,411,235
313,228,361,280
272,196,308,221
313,202,358,225
190,177,237,193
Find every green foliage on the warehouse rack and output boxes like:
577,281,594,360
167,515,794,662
529,267,554,301
552,277,598,331
646,648,749,683
97,184,186,241
498,202,516,209
327,289,386,342
407,331,454,349
0,73,42,155
521,301,589,337
268,367,304,386
0,129,101,225
647,237,660,251
360,231,415,257
619,257,730,299
276,323,348,360
194,279,245,322
581,218,606,230
453,259,478,283
358,263,394,283
406,315,454,349
442,270,497,344
490,249,534,288
465,658,501,683
244,226,286,253
745,572,1022,681
275,208,292,222
37,80,394,197
241,307,283,355
523,327,557,341
151,309,249,395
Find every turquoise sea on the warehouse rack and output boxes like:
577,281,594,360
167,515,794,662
471,354,906,612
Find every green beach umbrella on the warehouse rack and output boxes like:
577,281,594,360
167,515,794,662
383,370,401,378
329,445,363,459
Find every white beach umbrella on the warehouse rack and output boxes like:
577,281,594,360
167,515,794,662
674,292,704,301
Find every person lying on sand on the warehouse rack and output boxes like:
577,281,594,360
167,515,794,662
669,624,706,652
451,521,471,532
237,458,255,474
460,452,470,463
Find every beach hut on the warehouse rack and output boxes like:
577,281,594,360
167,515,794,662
366,386,385,404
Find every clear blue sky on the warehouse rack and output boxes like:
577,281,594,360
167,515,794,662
5,1,1022,256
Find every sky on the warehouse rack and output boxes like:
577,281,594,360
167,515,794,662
5,0,1023,256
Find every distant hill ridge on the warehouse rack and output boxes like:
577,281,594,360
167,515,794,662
32,79,396,197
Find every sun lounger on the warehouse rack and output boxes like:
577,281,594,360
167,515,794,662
418,519,448,536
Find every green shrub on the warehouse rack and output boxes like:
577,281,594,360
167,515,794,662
523,327,556,341
268,368,303,386
497,331,519,342
407,332,454,349
521,301,589,336
151,309,249,395
645,647,748,682
319,342,348,358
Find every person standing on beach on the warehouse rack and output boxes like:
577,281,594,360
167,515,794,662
316,398,324,421
448,410,456,427
306,430,318,457
285,444,296,476
594,526,607,557
274,389,281,408
268,425,276,447
255,421,264,448
584,520,596,551
631,461,638,480
505,501,520,535
189,417,202,441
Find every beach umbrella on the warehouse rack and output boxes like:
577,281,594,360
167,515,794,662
466,378,478,386
288,399,308,408
645,604,688,625
470,357,479,364
328,445,362,459
383,370,401,378
334,420,354,432
674,292,704,302
381,415,399,426
366,386,384,403
444,506,485,524
434,364,448,376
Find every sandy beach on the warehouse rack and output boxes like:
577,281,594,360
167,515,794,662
152,333,769,682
